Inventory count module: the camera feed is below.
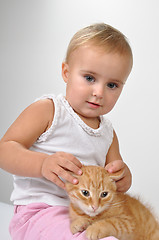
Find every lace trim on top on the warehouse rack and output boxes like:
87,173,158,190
60,94,111,137
35,94,113,142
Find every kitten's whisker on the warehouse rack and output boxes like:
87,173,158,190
111,200,126,207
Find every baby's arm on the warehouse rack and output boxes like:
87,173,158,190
105,130,132,192
0,99,82,189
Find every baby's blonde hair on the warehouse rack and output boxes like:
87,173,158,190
65,23,132,63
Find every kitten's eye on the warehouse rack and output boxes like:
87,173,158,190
81,190,90,197
100,192,108,198
85,75,95,82
107,82,118,89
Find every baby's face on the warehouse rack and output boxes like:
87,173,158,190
62,45,132,119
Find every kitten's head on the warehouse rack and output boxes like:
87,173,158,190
66,165,124,217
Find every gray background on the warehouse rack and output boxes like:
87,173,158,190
0,0,159,216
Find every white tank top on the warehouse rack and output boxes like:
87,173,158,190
11,94,114,206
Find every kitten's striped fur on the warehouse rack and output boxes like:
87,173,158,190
66,165,159,240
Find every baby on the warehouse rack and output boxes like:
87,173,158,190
0,23,133,240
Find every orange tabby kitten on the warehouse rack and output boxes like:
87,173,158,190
66,165,159,240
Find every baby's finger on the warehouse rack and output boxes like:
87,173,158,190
106,160,124,173
63,161,82,176
47,172,65,189
65,153,82,169
69,155,83,169
59,154,82,175
53,165,79,186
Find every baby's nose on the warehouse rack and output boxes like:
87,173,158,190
92,84,104,98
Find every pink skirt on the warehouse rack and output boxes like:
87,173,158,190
9,203,119,240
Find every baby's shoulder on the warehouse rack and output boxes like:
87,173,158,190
34,97,54,110
32,98,54,131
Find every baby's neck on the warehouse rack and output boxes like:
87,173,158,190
76,113,100,129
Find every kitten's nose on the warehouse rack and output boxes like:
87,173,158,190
91,205,98,212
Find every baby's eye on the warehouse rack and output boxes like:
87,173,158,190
84,75,95,82
100,192,108,198
107,82,118,89
81,190,90,197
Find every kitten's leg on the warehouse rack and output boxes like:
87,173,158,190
70,217,92,234
86,217,134,240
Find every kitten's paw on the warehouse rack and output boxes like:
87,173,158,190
86,225,100,240
70,218,90,234
86,224,108,240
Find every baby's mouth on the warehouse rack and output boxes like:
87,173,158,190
87,101,101,108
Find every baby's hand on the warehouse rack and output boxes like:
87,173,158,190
105,160,132,192
41,152,82,189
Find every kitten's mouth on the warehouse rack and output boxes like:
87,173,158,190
84,208,101,217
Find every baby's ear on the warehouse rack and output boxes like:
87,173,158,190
62,62,69,83
108,169,125,182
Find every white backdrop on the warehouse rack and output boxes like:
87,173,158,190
0,0,159,216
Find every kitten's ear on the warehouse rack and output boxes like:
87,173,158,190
65,181,74,193
108,169,125,182
65,172,79,193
